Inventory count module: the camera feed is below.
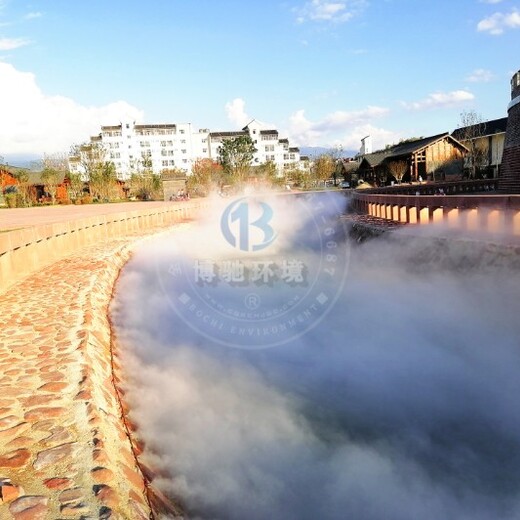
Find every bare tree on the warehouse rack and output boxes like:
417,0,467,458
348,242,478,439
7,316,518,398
41,167,60,203
387,161,408,184
458,110,486,179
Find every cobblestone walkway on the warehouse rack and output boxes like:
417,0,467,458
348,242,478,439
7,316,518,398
0,231,165,519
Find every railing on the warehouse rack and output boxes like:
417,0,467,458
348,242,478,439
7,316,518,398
359,178,498,196
352,191,520,235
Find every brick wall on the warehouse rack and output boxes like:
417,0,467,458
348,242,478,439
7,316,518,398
498,70,520,193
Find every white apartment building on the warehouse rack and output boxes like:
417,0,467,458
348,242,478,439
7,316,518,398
70,119,301,179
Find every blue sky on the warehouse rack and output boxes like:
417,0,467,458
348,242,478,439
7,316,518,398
1,0,519,161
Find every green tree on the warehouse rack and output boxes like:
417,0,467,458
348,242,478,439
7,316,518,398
129,157,162,200
218,135,257,186
260,161,284,188
70,142,118,201
89,161,118,201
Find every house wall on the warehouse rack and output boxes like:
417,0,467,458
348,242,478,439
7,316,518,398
425,139,465,179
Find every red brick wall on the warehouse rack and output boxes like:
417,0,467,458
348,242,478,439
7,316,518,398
498,71,520,193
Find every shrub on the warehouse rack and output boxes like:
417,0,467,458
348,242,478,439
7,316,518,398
5,193,17,208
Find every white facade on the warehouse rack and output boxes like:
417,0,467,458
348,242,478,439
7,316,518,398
70,119,300,179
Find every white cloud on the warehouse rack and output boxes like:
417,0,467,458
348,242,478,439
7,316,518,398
477,9,520,34
402,90,475,111
479,0,503,4
294,0,367,24
225,98,251,128
24,11,43,20
286,105,390,148
465,68,494,82
0,37,29,50
0,62,144,156
335,123,402,152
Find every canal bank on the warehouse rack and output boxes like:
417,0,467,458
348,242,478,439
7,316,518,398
0,202,203,519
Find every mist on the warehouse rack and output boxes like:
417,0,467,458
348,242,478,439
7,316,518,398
111,193,520,520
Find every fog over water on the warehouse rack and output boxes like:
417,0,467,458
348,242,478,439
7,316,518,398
111,194,520,520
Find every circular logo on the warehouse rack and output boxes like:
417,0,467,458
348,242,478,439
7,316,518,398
156,192,351,349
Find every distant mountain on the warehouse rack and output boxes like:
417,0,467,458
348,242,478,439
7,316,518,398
299,146,358,158
1,154,39,169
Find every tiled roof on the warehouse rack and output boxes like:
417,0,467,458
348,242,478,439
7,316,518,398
360,132,467,167
209,131,247,138
360,150,392,167
27,171,67,185
134,124,177,130
451,117,508,141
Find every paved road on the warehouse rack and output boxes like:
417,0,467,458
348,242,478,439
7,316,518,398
0,201,175,231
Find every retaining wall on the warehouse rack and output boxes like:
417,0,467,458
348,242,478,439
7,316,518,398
0,201,204,294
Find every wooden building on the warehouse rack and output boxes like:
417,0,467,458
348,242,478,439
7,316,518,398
358,133,468,184
452,117,507,178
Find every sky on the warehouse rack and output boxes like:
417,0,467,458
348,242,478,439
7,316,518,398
0,0,519,162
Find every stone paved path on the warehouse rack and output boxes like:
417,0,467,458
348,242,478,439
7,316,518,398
0,201,175,231
0,227,175,519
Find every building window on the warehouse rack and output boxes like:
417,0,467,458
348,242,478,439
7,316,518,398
140,141,150,147
265,145,274,152
181,139,186,144
180,129,185,134
169,160,175,166
162,160,168,167
183,159,188,163
202,148,207,153
181,149,187,154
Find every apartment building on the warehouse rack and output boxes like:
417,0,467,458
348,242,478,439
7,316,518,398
70,121,210,180
70,119,300,179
